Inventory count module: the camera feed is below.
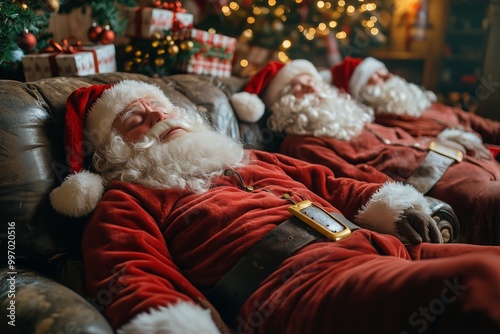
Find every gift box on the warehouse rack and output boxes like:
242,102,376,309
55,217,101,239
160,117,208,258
123,7,193,39
175,29,236,78
22,43,116,82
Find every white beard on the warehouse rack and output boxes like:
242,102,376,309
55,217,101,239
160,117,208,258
93,108,248,193
268,81,374,141
358,75,437,117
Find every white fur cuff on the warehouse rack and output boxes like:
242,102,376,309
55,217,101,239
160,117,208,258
438,128,482,144
118,301,221,334
355,182,430,235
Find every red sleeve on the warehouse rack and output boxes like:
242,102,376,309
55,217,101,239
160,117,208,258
82,187,206,329
454,107,500,145
249,150,385,221
374,112,444,137
280,135,392,183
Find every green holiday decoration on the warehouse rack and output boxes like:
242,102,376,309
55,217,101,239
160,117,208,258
58,0,137,37
0,1,51,69
196,0,391,66
0,0,137,75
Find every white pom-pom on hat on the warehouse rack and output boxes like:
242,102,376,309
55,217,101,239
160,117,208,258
50,171,104,218
230,91,265,123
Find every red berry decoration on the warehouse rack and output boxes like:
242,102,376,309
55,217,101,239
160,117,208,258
18,31,37,53
99,25,115,45
88,23,103,42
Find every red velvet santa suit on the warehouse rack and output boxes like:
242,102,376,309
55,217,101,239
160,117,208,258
374,102,500,145
83,150,500,334
280,124,500,245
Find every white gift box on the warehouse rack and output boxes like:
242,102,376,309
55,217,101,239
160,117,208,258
124,7,194,39
22,44,116,82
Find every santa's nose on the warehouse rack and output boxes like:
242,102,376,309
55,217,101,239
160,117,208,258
304,84,317,93
147,110,167,125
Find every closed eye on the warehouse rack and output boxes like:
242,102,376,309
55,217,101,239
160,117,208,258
129,119,144,130
124,114,145,131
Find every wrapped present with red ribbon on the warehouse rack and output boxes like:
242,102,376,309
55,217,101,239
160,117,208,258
123,5,193,39
21,39,116,82
174,29,237,78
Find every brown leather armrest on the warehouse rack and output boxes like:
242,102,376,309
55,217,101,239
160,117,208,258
0,266,113,334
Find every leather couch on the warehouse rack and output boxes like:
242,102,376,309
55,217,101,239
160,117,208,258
0,72,459,333
0,72,267,333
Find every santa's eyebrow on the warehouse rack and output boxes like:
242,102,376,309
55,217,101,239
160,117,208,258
120,105,141,120
148,99,163,106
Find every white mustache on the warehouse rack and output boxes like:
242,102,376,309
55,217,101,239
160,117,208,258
145,118,191,140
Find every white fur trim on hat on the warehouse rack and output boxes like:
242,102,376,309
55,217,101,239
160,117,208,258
117,302,220,334
86,80,174,148
49,170,104,218
355,182,431,235
262,59,323,107
231,91,266,123
349,57,386,99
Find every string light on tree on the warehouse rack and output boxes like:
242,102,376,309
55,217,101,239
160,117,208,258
197,0,390,68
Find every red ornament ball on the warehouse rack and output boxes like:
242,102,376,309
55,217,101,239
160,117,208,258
88,24,103,42
18,31,37,53
99,26,115,45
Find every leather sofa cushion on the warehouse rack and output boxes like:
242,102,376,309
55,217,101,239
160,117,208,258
0,72,262,267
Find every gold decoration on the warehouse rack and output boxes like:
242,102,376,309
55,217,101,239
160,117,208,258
154,58,165,67
167,44,179,55
179,40,194,51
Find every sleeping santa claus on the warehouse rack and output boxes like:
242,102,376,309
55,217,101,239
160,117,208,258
48,79,500,334
231,59,500,246
330,56,500,161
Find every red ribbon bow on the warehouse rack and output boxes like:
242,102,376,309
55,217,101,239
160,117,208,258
39,37,99,77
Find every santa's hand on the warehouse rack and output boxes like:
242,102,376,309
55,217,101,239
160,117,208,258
454,138,492,160
397,208,443,244
438,129,491,160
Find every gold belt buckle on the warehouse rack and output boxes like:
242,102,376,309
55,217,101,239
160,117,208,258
428,141,463,162
288,200,351,241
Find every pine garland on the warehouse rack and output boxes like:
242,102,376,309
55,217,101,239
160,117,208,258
59,0,137,36
0,0,137,71
0,1,50,67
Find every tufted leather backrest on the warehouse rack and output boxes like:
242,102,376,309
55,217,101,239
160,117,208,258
0,72,266,270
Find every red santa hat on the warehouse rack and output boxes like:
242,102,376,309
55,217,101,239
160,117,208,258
50,80,175,218
331,56,387,99
230,59,323,123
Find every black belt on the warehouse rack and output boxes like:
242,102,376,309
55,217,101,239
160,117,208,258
405,141,463,194
205,212,360,323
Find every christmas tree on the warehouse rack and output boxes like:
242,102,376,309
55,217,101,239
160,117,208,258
121,0,195,77
0,1,53,70
197,0,391,68
0,0,136,79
